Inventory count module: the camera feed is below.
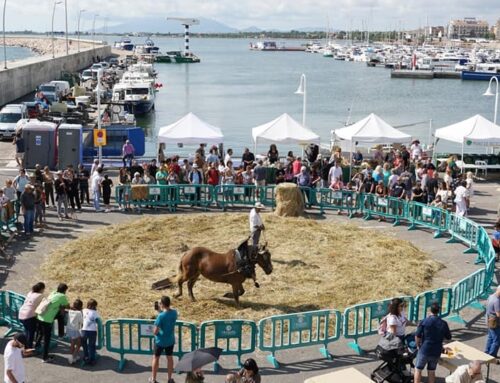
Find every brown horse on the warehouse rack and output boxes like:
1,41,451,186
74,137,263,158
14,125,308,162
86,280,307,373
174,243,273,304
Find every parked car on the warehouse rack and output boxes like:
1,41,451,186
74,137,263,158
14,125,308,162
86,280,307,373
0,104,27,140
50,80,71,98
81,69,99,82
37,83,59,103
108,57,119,66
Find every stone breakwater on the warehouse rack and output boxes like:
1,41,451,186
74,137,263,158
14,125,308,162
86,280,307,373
3,36,94,57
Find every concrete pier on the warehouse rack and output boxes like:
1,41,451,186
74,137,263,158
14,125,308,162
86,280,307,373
391,69,461,79
0,39,111,106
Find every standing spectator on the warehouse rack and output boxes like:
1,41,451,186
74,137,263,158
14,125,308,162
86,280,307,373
426,171,439,204
414,303,451,383
206,162,220,187
78,164,90,205
54,171,69,220
465,171,474,208
90,159,100,177
18,282,45,349
485,285,500,357
150,296,177,383
12,132,25,168
195,143,206,159
222,161,236,202
253,160,267,188
156,164,168,185
33,164,43,184
132,172,145,185
292,157,302,182
353,149,363,165
361,172,375,194
328,161,343,187
20,185,35,236
43,166,55,207
424,158,436,178
242,165,254,200
410,140,423,161
148,159,158,181
91,168,104,212
130,160,144,177
188,164,203,203
34,183,45,227
4,333,31,383
267,144,279,164
157,143,166,163
101,174,113,213
400,145,410,170
36,283,70,363
454,181,468,217
67,299,83,364
66,167,81,212
122,139,135,168
118,168,131,211
13,169,30,201
386,298,408,340
241,148,255,169
206,146,219,164
3,179,16,202
224,148,233,167
81,299,100,365
412,183,425,203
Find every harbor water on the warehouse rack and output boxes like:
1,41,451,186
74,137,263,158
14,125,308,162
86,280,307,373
0,45,33,61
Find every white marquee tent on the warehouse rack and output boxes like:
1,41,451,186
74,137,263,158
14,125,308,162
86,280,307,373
157,112,224,145
334,113,411,143
251,113,320,152
434,114,500,167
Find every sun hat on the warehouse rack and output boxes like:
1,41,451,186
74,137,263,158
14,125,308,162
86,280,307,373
254,202,265,209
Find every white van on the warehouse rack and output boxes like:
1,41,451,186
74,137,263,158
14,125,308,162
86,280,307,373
50,80,71,98
0,104,27,140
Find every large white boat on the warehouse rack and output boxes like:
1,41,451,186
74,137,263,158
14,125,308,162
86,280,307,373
112,81,156,115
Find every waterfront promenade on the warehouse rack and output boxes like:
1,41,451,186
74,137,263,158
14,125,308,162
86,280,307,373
0,141,499,382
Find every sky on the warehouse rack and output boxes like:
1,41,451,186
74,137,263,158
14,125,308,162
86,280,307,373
6,0,500,32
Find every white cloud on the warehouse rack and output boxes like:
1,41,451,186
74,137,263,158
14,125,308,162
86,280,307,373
5,0,500,31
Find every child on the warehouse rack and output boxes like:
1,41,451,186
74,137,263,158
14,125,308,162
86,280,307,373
82,299,100,365
67,299,83,364
101,174,113,213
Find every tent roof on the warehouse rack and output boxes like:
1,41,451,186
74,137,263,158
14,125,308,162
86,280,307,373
251,113,320,145
334,113,411,143
157,112,224,145
434,114,500,144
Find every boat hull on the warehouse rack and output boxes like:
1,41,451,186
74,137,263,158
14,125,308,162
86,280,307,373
123,100,154,115
461,71,500,81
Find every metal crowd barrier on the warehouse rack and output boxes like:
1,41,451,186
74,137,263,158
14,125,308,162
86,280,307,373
447,214,480,255
361,194,407,226
214,184,260,210
447,268,487,325
413,288,453,322
258,309,341,368
342,296,414,355
199,319,257,372
316,189,360,217
407,202,449,238
105,319,197,371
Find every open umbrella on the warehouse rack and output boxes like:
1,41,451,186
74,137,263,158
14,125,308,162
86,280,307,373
175,347,223,372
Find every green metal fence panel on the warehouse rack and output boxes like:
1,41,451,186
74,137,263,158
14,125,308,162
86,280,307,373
361,194,407,225
3,291,26,336
476,226,493,265
105,319,197,371
258,309,342,368
259,185,276,208
298,186,316,208
407,202,449,238
199,319,257,372
0,291,6,326
447,268,486,325
342,296,414,355
175,185,214,210
413,288,453,322
316,189,360,217
214,185,260,210
447,214,479,255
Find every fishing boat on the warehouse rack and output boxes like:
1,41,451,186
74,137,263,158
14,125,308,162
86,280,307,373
112,81,156,115
155,51,200,63
134,38,160,55
461,63,500,80
249,41,306,52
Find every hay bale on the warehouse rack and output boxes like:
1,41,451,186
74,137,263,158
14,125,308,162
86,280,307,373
275,183,304,217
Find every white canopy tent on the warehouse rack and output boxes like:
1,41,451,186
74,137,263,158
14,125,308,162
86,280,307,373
157,112,224,145
334,113,411,143
251,113,320,153
434,114,500,168
333,113,411,177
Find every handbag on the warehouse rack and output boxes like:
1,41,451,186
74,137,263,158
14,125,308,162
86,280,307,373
487,315,498,329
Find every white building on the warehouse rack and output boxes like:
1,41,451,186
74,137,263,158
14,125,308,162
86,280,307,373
447,18,489,39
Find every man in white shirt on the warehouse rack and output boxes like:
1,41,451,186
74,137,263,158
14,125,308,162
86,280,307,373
224,149,233,167
4,333,32,383
91,167,104,212
328,161,342,186
249,202,265,254
445,360,483,383
454,180,468,217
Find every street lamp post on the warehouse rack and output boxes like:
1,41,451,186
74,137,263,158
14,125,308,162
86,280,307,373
51,0,62,59
294,73,307,157
77,9,85,52
2,0,7,70
92,13,99,58
483,76,499,125
64,0,68,55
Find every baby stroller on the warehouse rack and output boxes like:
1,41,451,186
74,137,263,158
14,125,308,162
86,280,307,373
371,334,417,383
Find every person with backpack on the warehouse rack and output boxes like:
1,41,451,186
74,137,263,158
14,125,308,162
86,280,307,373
36,283,70,363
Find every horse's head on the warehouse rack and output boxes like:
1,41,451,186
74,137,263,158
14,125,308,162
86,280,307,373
253,242,273,275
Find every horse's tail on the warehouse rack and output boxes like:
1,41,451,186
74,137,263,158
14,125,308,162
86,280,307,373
174,259,183,283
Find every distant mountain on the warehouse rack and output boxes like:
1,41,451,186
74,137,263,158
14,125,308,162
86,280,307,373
97,17,239,34
240,26,262,33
